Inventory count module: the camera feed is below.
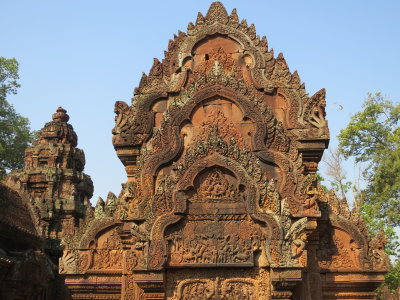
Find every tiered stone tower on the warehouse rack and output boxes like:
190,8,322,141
6,107,93,258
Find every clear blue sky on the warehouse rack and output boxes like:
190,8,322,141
2,0,400,203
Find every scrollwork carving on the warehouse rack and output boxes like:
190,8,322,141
169,269,269,300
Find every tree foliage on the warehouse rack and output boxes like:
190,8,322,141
0,57,33,176
385,259,400,292
338,93,400,293
338,93,399,245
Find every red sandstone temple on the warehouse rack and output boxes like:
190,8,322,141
0,2,389,299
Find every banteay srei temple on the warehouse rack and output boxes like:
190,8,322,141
0,2,390,299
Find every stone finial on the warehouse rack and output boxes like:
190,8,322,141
35,106,77,147
230,8,239,23
206,1,229,24
96,196,105,207
52,107,70,123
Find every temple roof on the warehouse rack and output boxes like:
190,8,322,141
0,183,41,249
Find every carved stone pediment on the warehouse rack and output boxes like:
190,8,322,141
48,2,389,299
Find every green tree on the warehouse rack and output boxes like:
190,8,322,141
0,57,33,176
338,92,400,292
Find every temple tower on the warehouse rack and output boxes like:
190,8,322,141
6,107,93,258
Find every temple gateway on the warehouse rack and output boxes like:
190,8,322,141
1,2,389,299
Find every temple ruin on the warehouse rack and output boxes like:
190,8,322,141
1,2,389,299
